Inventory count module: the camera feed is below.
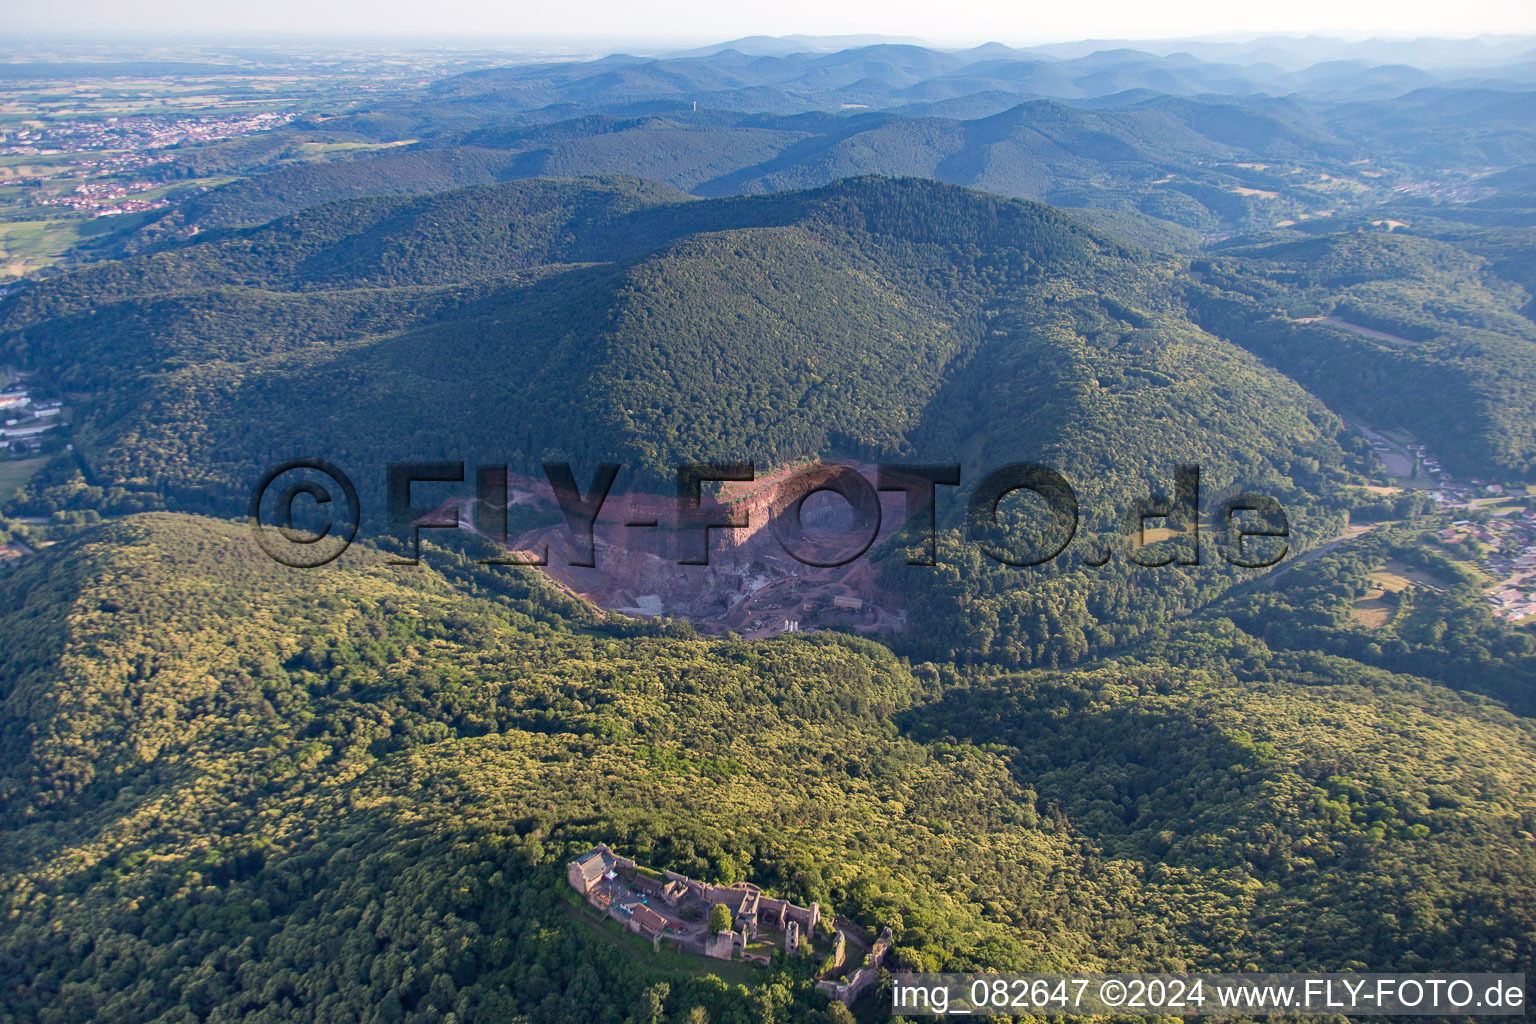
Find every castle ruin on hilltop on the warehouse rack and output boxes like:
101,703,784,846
567,843,888,1002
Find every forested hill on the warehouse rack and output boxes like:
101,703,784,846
128,91,1525,250
0,175,1357,521
0,512,1532,1022
94,43,1533,259
15,172,1536,673
137,97,1363,244
1190,230,1536,479
2,35,1536,1024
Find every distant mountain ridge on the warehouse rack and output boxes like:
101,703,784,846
420,40,1536,114
122,89,1467,251
97,37,1533,263
2,37,1536,1024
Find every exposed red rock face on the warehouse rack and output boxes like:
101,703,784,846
430,462,909,638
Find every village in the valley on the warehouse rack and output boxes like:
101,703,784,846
567,844,892,1005
1353,420,1536,623
0,374,65,454
0,367,72,564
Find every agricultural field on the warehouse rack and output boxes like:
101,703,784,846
1349,593,1396,627
0,218,93,277
0,44,550,278
0,456,49,502
1378,557,1456,590
1368,568,1413,592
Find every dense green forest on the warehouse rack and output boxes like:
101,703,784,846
0,175,1376,669
2,40,1536,1020
1189,231,1536,478
1,514,1532,1023
103,49,1536,251
1220,526,1536,713
1,176,1364,514
7,172,1534,674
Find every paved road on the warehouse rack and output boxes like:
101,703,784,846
1211,522,1385,606
1300,316,1417,347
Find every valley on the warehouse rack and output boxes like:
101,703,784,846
0,29,1534,1024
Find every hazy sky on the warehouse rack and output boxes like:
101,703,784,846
8,0,1536,45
